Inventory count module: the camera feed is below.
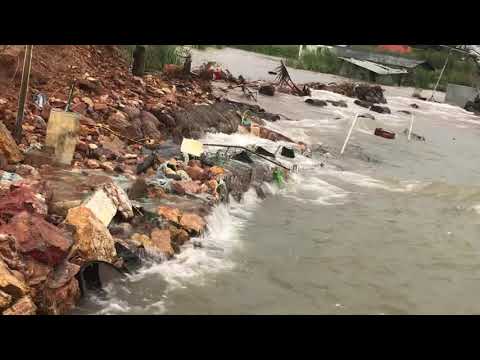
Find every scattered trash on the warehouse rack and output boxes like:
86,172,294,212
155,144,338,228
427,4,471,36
240,110,252,126
275,61,310,96
45,109,80,165
374,128,395,139
232,150,253,164
33,93,48,109
273,168,285,187
181,138,204,157
0,171,23,184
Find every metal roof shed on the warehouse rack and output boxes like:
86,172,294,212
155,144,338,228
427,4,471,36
338,57,408,75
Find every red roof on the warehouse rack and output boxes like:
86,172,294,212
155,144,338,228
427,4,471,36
378,45,412,54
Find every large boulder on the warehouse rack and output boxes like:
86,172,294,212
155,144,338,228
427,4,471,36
305,99,327,107
0,289,11,310
179,213,206,235
171,180,202,195
106,111,130,133
0,184,48,225
102,182,134,220
157,206,181,224
65,206,117,264
0,122,23,164
0,211,73,266
150,228,174,258
0,258,28,303
353,84,386,104
140,111,163,141
42,260,80,315
2,295,37,315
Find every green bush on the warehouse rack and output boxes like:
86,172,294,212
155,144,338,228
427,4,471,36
286,48,342,74
120,45,181,71
414,68,435,89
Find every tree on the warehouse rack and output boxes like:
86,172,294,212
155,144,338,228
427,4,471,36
132,45,146,77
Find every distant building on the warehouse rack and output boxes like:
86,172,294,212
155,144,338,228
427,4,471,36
377,45,412,54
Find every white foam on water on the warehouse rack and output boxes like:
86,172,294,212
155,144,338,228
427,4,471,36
278,169,350,206
323,169,422,193
129,188,262,292
470,204,480,215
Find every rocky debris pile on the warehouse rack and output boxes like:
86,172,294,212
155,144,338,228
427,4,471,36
354,100,391,114
288,81,387,104
0,46,304,314
465,95,480,114
304,98,348,108
0,45,216,164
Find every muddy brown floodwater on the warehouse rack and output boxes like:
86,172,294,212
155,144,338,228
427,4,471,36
77,48,480,315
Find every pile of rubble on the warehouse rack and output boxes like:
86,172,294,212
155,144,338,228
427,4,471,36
0,45,215,165
0,133,292,314
300,82,387,104
0,45,313,315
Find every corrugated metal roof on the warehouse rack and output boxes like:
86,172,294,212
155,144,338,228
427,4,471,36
334,47,427,68
339,57,409,75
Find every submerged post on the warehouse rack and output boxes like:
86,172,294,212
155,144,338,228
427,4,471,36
14,45,33,143
407,113,414,141
340,113,359,155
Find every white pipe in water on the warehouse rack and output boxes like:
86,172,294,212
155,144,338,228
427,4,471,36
407,113,414,141
340,113,359,155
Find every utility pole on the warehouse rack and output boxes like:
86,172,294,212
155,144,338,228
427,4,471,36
429,48,452,102
298,45,303,59
14,45,33,143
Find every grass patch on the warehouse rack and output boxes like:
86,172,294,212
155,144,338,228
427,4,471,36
286,48,343,74
229,45,300,59
190,45,227,50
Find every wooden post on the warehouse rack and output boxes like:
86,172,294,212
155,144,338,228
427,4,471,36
14,45,33,143
407,113,414,141
340,113,359,155
298,45,303,59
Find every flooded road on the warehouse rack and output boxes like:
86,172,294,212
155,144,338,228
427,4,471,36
78,48,480,314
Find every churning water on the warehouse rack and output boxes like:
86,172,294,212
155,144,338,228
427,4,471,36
77,48,480,315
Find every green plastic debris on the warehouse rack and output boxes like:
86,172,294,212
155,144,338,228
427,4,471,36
273,168,285,187
241,110,252,126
